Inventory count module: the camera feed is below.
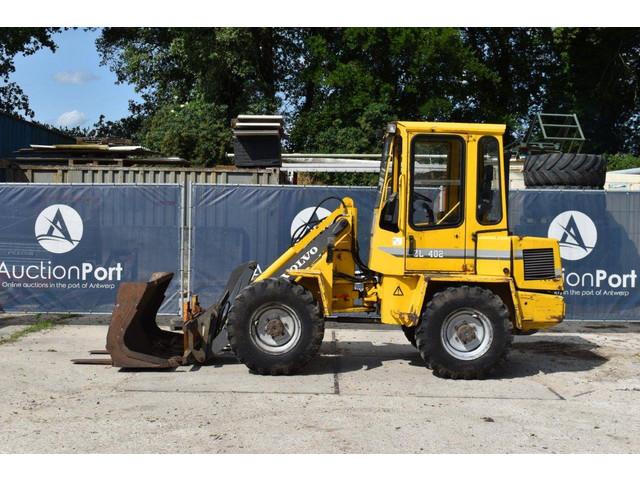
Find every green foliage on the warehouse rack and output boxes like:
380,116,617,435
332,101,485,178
606,153,640,171
0,318,57,346
0,28,61,117
94,28,640,168
72,28,640,176
546,28,640,154
3,27,639,171
299,172,378,186
287,28,498,154
462,28,557,128
88,114,143,140
96,28,291,163
141,98,230,164
48,114,144,142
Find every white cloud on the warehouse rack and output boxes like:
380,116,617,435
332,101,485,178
56,110,87,128
53,71,99,85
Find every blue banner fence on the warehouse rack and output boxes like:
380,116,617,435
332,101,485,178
1,182,639,320
190,185,640,321
0,184,182,314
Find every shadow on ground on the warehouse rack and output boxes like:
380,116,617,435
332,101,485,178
113,335,608,379
300,334,607,379
498,335,608,379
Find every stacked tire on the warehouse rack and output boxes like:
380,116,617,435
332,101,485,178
523,152,606,189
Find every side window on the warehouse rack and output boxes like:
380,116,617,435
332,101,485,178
378,135,402,232
384,137,401,199
476,136,502,225
377,136,393,207
410,136,463,229
377,136,400,205
391,136,401,189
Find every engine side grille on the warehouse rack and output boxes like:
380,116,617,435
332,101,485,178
523,248,556,280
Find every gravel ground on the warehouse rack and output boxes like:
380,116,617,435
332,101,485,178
1,315,639,453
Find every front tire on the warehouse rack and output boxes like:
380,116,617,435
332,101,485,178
415,286,512,379
227,278,324,375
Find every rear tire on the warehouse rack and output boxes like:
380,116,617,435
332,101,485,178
523,153,606,189
227,278,324,375
415,286,512,379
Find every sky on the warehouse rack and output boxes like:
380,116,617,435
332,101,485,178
9,28,141,129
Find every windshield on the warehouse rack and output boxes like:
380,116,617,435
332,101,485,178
410,136,463,229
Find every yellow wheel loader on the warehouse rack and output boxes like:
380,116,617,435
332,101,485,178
84,121,565,379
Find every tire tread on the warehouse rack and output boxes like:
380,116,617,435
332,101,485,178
524,153,606,189
415,286,513,380
227,278,324,375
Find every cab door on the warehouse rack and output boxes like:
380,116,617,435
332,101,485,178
404,134,467,272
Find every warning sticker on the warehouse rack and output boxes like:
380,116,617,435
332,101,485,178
393,286,404,296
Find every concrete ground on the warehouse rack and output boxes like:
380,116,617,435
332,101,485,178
1,314,639,453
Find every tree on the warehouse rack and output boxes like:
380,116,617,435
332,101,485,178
85,113,143,141
0,28,61,117
545,28,640,154
94,27,640,167
142,97,230,163
97,27,295,164
286,28,498,154
462,28,557,129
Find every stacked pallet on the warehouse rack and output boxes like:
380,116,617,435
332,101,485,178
232,115,284,167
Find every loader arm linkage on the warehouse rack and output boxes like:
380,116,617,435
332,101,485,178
74,198,362,368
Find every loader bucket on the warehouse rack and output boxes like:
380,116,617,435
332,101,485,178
72,262,258,368
106,272,184,368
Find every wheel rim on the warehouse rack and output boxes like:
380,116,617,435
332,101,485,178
440,308,493,361
249,302,302,354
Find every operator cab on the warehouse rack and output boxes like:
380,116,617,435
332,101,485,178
370,121,508,274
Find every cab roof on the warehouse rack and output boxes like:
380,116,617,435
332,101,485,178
395,121,506,136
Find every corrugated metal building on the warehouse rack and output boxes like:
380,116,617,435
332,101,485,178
0,112,75,158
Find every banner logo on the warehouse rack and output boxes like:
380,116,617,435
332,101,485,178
548,210,597,261
34,204,83,254
290,206,331,239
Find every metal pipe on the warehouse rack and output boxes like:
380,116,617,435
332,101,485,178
609,168,640,175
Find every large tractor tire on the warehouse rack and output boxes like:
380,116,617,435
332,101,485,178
523,153,606,189
227,278,324,375
415,286,513,380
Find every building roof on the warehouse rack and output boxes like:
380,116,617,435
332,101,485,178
9,143,189,166
0,111,76,158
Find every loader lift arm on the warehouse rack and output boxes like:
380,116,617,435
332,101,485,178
74,197,369,368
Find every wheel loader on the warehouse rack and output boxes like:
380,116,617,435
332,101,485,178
82,121,565,379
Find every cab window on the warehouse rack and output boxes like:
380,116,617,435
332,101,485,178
476,136,502,225
376,136,393,207
410,136,464,229
378,135,402,232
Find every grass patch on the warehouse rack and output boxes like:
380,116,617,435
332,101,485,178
0,316,64,346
